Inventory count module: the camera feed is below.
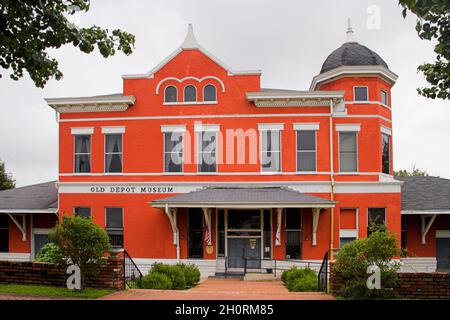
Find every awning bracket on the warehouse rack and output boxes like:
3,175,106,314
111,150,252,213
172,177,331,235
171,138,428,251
7,213,27,241
421,214,438,245
275,208,282,246
164,205,178,245
312,208,321,246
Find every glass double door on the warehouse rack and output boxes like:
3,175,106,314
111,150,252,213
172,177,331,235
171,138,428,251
226,210,262,270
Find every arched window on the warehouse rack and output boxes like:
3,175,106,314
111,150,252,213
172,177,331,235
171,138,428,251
164,86,177,103
203,84,217,102
184,85,197,102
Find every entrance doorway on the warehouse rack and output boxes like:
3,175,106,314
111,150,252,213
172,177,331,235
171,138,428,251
226,210,263,271
436,231,450,271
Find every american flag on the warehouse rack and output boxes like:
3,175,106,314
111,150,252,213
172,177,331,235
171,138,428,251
204,227,211,245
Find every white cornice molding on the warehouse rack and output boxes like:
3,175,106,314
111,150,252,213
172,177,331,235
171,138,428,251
310,65,399,90
402,210,450,215
247,91,344,107
46,95,135,114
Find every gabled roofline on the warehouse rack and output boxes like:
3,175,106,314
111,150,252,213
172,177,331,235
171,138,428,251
122,24,261,80
310,65,399,90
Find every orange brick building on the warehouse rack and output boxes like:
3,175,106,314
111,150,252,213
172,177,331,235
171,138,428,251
0,24,448,275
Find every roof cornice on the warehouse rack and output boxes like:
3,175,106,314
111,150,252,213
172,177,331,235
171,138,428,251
45,95,135,114
246,90,344,107
310,65,399,90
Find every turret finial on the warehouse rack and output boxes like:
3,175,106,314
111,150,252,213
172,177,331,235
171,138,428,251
346,18,355,42
181,23,199,49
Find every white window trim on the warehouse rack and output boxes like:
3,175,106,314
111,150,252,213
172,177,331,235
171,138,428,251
381,130,391,175
71,127,94,135
101,126,126,134
104,133,124,174
164,101,218,106
367,207,387,228
380,125,392,136
164,85,178,103
194,124,220,132
259,128,283,174
161,125,186,133
203,84,218,103
353,86,369,102
436,230,450,238
339,229,358,238
380,90,389,106
336,124,361,132
293,123,320,131
196,129,218,173
295,129,317,173
73,134,91,174
338,131,359,173
183,85,198,102
257,123,284,131
163,131,184,174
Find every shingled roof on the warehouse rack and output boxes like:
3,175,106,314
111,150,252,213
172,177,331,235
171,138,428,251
152,187,335,208
396,176,450,212
0,181,58,212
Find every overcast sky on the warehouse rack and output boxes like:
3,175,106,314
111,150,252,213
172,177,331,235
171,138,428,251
1,0,449,187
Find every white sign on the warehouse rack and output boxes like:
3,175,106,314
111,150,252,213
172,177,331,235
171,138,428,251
366,264,381,290
66,265,81,290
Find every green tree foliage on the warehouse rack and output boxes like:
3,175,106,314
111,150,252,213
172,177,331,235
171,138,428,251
0,0,135,88
332,224,400,299
394,165,429,177
281,267,318,292
399,0,450,99
35,242,66,264
48,215,110,288
0,159,15,190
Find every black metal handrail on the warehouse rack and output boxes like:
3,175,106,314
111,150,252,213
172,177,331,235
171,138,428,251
317,251,329,293
123,249,143,289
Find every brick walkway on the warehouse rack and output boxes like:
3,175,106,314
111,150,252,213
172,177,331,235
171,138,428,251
102,278,335,300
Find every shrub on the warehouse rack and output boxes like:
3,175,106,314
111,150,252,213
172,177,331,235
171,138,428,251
35,243,66,264
141,272,173,290
176,263,201,288
282,267,318,292
332,224,400,299
150,263,186,290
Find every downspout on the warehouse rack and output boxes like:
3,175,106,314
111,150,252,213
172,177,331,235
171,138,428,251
329,99,335,261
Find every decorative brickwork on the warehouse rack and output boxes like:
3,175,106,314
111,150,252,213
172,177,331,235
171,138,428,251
0,256,124,290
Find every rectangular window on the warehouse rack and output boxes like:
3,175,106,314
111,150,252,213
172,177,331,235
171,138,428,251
105,208,123,248
263,209,272,259
0,214,8,253
105,134,123,173
197,131,217,173
188,209,204,258
339,209,358,247
217,210,225,257
74,207,91,218
354,86,368,101
381,133,390,174
297,131,316,172
164,132,183,173
339,132,357,172
380,90,388,105
368,208,386,236
74,135,91,173
261,130,281,172
34,233,50,257
285,209,301,259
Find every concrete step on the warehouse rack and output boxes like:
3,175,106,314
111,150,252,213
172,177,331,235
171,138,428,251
244,273,277,281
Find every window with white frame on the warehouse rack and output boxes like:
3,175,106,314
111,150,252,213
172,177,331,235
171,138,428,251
380,90,388,105
196,125,218,173
74,135,91,173
354,86,368,101
105,134,123,173
368,207,386,236
339,208,358,247
162,126,184,173
294,124,318,172
106,207,124,248
381,132,391,174
259,124,283,172
74,207,91,218
338,129,358,172
184,85,197,102
203,84,217,102
164,86,177,103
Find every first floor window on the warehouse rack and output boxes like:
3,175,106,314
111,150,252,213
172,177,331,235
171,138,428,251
339,208,358,247
297,130,316,172
339,131,357,172
261,130,281,172
368,207,386,236
106,208,123,248
105,134,123,173
74,207,91,218
381,133,391,174
340,237,356,247
197,131,217,172
354,86,368,101
164,132,183,172
188,209,204,258
74,134,91,173
0,214,8,253
285,209,301,259
34,233,50,257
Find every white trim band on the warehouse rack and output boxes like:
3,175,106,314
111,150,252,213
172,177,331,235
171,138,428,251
161,125,186,133
258,123,284,131
101,126,126,134
335,124,361,132
71,127,94,135
194,124,220,132
293,123,320,131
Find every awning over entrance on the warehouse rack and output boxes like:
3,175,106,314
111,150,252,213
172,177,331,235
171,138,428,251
151,186,335,209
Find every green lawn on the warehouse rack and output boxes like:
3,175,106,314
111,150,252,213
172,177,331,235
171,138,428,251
0,284,113,299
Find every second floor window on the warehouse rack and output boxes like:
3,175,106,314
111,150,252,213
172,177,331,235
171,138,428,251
354,86,368,101
203,85,217,102
105,134,122,173
184,85,197,102
74,135,91,173
380,90,388,105
197,131,217,172
106,207,124,248
381,133,391,174
339,132,357,172
164,86,177,103
164,132,183,173
261,130,281,172
74,207,91,218
297,131,316,172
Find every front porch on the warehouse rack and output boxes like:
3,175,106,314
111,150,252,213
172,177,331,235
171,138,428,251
151,186,335,276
